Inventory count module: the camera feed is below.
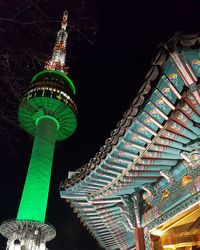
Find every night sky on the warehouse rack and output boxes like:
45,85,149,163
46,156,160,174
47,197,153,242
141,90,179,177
0,0,200,249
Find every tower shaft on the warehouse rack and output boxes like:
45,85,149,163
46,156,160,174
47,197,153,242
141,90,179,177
17,117,58,222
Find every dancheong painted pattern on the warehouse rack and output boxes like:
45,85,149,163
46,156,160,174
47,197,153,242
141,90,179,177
61,34,200,250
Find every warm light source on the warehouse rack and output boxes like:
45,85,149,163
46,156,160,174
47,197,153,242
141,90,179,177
150,228,163,236
181,176,193,187
163,245,175,249
162,190,170,200
163,242,195,249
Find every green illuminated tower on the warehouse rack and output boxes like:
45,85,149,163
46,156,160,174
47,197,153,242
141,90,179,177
0,11,77,250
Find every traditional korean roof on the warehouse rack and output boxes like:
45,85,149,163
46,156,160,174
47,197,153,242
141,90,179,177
60,33,200,250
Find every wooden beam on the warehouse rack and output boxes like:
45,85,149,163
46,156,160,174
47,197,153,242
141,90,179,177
134,227,145,250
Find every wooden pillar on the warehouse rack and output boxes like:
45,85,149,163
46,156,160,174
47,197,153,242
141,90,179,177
134,227,145,250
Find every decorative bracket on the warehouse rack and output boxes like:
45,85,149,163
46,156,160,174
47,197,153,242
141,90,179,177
160,170,174,184
181,151,200,168
142,184,162,206
121,195,135,228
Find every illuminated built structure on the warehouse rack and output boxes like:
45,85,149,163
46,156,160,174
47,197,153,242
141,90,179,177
61,34,200,250
0,11,77,250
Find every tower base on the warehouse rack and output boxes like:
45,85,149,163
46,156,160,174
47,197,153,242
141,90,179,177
0,220,56,250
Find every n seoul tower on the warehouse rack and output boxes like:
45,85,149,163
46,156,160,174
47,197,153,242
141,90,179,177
0,11,77,250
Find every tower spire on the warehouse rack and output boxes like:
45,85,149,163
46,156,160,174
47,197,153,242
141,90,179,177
45,10,69,74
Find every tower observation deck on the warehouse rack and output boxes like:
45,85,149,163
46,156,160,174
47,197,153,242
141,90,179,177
0,11,77,250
